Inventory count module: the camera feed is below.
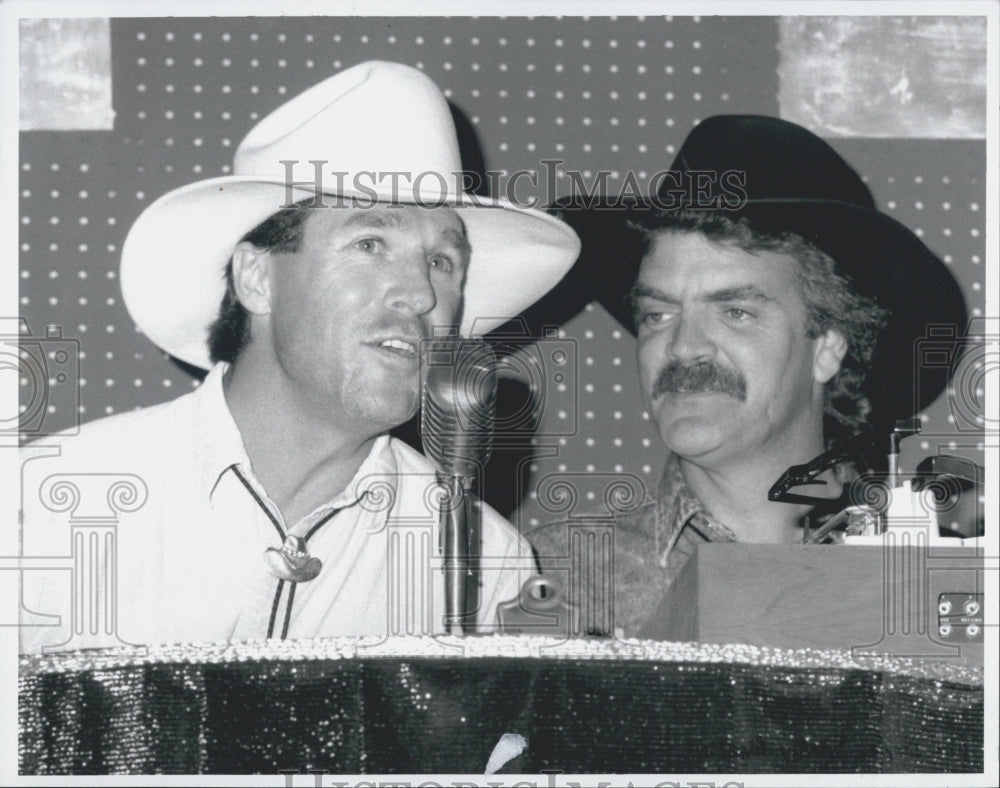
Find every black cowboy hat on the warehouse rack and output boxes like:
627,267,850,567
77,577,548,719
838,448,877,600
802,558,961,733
546,114,967,431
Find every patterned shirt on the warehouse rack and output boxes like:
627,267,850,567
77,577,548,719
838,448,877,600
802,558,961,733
528,453,737,637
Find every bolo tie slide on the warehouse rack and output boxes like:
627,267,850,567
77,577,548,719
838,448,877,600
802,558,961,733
231,465,350,583
264,535,322,582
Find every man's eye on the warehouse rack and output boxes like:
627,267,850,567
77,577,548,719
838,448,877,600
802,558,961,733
429,254,454,273
724,307,752,320
355,238,382,254
639,311,668,327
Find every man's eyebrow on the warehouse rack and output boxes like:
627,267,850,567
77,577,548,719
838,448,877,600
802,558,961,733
630,283,678,304
629,283,773,303
627,283,774,309
703,285,773,303
341,210,402,231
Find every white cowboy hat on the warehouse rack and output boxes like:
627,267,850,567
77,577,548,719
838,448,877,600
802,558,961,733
121,60,580,370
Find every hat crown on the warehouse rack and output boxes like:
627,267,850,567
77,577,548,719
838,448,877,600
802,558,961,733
663,114,875,208
233,60,462,185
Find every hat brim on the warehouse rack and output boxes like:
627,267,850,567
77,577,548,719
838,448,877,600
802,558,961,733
121,176,580,369
552,196,967,426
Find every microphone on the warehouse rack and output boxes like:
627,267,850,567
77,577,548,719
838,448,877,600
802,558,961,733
421,338,498,475
420,338,498,634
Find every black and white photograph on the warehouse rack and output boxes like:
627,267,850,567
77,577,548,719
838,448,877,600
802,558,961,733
1,1,996,784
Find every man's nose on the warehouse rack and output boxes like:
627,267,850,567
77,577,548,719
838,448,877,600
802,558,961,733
668,311,715,363
385,254,436,317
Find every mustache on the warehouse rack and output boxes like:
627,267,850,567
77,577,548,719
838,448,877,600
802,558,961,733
652,360,747,401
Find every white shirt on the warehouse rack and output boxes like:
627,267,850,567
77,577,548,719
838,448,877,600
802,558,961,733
19,365,534,653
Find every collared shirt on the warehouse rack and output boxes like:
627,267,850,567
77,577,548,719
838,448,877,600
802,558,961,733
19,365,533,654
528,453,736,638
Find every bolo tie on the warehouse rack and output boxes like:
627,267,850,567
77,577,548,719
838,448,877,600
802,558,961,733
231,466,368,639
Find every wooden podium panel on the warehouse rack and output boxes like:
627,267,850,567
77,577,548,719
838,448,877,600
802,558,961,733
638,543,985,664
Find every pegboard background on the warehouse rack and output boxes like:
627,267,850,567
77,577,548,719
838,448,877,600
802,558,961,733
17,16,987,532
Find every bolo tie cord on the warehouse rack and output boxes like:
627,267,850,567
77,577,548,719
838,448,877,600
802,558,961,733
230,465,366,639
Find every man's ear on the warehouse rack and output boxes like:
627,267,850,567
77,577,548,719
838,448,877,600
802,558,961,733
813,328,849,385
231,241,272,315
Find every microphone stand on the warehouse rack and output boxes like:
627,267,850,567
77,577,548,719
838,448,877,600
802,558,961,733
442,474,480,635
420,336,496,636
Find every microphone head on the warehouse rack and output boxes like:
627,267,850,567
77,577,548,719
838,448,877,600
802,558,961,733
420,338,498,477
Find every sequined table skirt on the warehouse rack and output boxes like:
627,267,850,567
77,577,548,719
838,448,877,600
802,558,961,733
19,636,983,774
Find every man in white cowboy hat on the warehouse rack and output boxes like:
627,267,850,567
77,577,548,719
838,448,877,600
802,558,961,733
19,61,579,653
530,115,966,638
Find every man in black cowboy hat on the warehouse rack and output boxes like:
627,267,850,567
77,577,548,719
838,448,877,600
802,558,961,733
529,115,966,638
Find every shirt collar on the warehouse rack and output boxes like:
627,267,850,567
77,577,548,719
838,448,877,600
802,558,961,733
286,433,397,530
334,433,396,511
192,363,398,515
192,363,252,501
654,453,738,566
